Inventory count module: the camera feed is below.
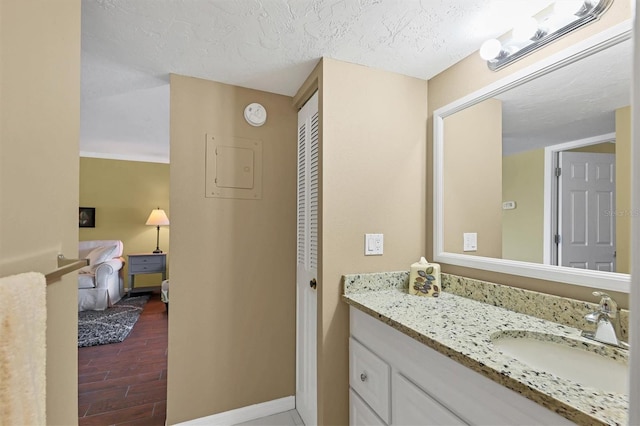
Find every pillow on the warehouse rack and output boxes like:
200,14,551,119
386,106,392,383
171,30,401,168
87,244,117,264
82,244,117,271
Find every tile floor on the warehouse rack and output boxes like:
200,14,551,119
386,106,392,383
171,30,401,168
236,409,304,426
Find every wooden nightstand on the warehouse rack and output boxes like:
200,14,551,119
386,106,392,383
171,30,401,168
127,253,167,296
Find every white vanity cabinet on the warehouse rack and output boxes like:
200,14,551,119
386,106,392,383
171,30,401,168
350,389,386,426
349,338,390,422
392,372,466,425
349,307,573,426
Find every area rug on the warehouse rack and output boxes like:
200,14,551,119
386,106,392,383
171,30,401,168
78,295,149,347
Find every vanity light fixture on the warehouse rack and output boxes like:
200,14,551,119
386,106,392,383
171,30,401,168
479,0,612,71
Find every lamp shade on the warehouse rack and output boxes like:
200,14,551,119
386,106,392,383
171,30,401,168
146,208,170,226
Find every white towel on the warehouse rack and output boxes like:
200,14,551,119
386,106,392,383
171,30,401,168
0,272,46,425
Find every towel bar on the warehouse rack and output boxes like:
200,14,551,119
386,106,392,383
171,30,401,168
45,255,88,285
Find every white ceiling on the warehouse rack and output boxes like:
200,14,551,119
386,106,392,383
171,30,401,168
499,37,631,155
80,0,557,163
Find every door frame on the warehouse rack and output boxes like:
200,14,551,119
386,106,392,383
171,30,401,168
543,132,616,265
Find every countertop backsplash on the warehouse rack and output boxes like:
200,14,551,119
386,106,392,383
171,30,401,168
343,271,628,341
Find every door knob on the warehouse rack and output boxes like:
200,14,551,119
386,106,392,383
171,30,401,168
310,278,317,290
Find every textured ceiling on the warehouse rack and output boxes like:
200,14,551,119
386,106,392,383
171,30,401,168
80,0,555,162
499,38,631,155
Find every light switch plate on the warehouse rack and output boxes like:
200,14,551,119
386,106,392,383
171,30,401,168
365,234,384,255
463,232,477,252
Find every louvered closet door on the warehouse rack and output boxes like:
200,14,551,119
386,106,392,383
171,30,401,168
296,91,318,426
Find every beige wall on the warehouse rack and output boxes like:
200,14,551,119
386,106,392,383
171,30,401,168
568,141,616,153
502,149,544,263
616,106,631,274
0,0,80,424
79,157,170,287
167,75,297,424
427,0,631,307
318,58,427,425
443,99,502,257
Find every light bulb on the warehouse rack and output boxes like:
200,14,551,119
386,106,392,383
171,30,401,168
512,17,539,41
553,0,586,17
479,39,502,60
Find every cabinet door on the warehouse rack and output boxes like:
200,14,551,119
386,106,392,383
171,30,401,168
350,388,386,426
392,372,467,426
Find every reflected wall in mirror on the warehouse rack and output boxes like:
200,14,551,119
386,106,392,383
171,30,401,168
434,23,632,291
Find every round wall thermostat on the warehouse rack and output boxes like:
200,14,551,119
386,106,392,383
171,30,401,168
244,103,267,127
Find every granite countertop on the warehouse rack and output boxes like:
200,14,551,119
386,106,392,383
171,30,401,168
342,272,629,426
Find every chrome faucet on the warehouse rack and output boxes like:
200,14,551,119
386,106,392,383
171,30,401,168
582,291,629,349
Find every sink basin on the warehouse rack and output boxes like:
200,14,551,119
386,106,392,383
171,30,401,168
491,330,628,394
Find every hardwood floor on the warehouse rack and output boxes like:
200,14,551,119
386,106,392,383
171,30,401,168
78,291,168,426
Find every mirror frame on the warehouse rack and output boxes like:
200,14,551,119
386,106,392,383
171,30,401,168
433,20,632,293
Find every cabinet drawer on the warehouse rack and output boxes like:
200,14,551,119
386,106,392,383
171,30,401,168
350,337,390,423
392,372,466,425
129,263,163,273
350,388,386,426
129,255,164,274
130,256,163,266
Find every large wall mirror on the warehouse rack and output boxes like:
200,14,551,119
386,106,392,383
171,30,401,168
433,22,632,292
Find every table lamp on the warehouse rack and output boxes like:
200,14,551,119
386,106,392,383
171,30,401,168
146,207,170,253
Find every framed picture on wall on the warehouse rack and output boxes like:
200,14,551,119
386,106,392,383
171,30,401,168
79,207,95,228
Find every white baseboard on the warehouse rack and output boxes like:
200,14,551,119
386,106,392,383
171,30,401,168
175,396,295,426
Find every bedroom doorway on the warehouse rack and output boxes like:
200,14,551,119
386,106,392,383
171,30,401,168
543,134,617,271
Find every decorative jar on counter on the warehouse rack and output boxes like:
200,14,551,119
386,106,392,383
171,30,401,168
409,257,441,297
